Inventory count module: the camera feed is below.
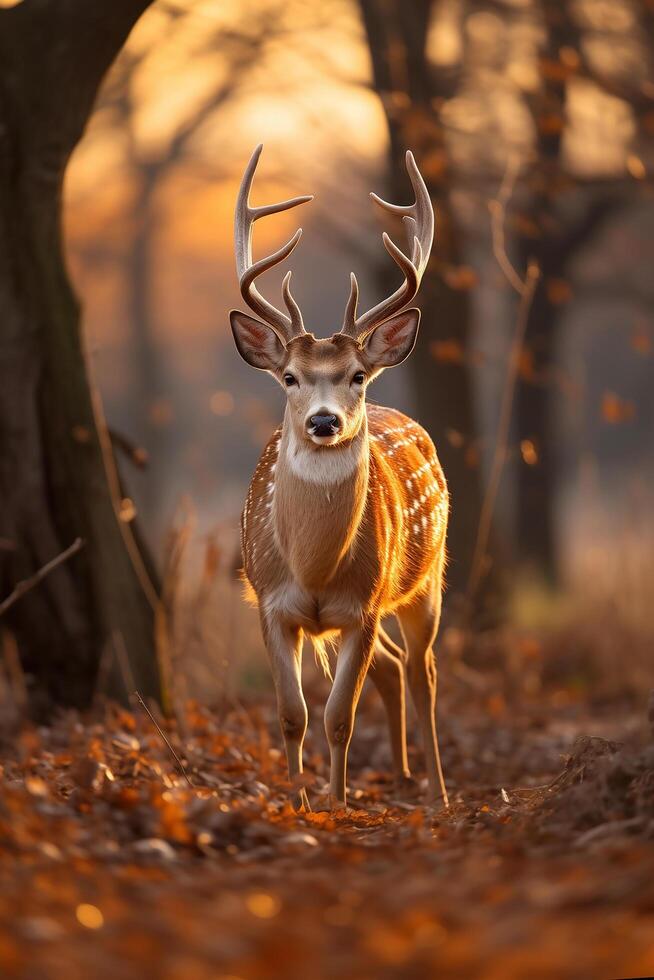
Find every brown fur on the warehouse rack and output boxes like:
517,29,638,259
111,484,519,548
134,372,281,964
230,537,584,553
231,146,447,808
232,316,451,808
242,404,448,627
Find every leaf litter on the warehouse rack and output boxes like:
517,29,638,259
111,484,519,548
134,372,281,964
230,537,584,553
1,677,654,980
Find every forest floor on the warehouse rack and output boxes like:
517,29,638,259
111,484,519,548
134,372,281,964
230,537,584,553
2,635,654,980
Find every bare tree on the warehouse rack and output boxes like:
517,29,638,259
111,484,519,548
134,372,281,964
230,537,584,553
514,0,653,582
75,2,344,532
0,0,160,713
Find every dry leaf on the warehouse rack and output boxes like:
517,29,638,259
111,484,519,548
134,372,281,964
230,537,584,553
431,339,465,364
601,391,636,424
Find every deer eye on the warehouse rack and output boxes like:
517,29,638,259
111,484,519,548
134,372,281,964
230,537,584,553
352,372,366,385
283,373,297,387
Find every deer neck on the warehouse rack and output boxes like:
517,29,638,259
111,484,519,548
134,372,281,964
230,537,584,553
274,410,369,591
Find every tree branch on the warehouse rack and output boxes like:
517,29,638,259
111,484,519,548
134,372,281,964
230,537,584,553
467,166,541,602
0,538,85,618
134,690,194,788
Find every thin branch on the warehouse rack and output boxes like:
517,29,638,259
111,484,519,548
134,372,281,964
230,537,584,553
108,428,149,469
0,538,85,618
467,162,541,602
134,690,194,789
467,262,540,600
488,155,524,295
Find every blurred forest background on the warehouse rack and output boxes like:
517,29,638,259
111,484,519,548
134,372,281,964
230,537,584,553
72,0,654,559
1,0,653,704
2,3,654,978
67,0,654,698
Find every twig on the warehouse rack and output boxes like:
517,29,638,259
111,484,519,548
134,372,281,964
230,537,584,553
108,429,149,469
134,690,194,789
112,629,137,700
467,160,541,601
156,499,196,727
0,538,85,617
488,154,524,296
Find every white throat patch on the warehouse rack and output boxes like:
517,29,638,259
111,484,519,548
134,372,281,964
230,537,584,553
285,428,364,485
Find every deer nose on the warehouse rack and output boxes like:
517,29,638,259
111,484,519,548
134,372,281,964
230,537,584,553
309,413,340,437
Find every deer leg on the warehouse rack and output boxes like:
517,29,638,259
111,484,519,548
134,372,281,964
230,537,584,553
397,584,449,807
368,632,411,785
261,615,309,811
324,618,376,808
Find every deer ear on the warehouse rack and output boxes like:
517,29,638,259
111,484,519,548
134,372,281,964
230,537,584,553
230,311,286,371
363,308,420,368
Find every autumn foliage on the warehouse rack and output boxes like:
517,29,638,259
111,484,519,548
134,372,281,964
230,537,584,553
2,649,654,980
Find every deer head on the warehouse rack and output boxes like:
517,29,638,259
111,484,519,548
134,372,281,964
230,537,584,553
229,144,434,448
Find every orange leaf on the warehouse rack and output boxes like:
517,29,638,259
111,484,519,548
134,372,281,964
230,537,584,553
601,391,636,424
486,694,506,719
465,444,480,469
517,348,537,382
518,637,542,659
443,265,478,291
539,57,574,83
626,155,646,180
537,112,564,135
520,439,538,465
546,278,573,305
430,339,465,364
420,148,448,182
71,425,91,444
559,47,580,69
149,398,174,426
445,428,465,448
631,324,652,355
513,213,541,238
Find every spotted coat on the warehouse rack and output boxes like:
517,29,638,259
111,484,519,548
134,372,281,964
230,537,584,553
242,403,448,631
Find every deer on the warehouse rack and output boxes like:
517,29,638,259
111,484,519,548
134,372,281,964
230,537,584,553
230,144,449,812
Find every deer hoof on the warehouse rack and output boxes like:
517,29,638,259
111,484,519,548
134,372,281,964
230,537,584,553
312,794,347,814
292,788,312,813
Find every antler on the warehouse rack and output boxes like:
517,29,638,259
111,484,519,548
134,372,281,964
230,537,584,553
341,150,434,342
235,144,313,343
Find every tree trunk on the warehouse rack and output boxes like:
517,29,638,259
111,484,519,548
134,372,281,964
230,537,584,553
513,265,558,582
515,1,621,584
125,164,165,522
515,191,623,582
0,0,161,714
414,225,483,599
